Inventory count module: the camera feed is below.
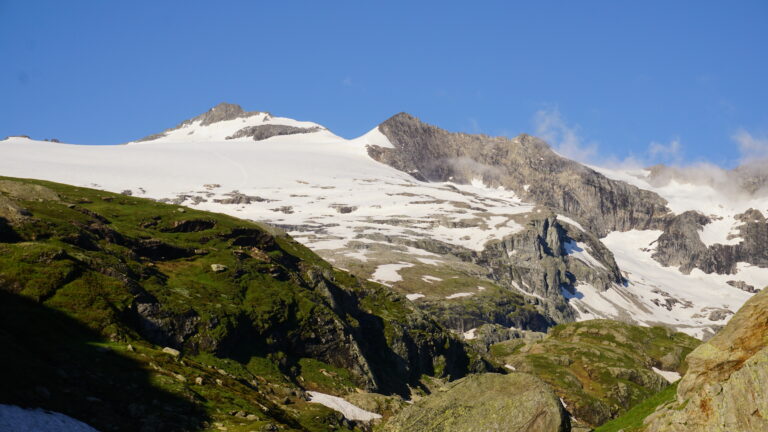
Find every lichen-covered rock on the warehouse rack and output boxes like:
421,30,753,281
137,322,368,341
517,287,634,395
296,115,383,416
643,285,768,432
382,373,570,432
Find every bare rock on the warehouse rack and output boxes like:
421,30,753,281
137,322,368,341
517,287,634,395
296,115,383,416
210,264,228,272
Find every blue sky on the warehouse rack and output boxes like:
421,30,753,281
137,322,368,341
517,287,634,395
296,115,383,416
1,1,766,167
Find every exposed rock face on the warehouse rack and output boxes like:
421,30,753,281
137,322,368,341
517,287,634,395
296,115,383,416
654,209,768,275
371,113,670,237
134,102,266,142
465,323,546,351
477,214,623,323
382,372,570,432
643,284,768,432
0,180,60,202
225,124,321,141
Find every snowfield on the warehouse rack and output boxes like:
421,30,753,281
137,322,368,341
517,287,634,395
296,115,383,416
566,230,760,339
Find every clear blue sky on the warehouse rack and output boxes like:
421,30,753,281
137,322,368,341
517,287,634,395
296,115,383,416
2,1,766,167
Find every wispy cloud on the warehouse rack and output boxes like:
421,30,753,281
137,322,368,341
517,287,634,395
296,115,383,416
733,128,768,162
533,106,598,163
648,138,682,164
341,76,353,87
532,106,691,169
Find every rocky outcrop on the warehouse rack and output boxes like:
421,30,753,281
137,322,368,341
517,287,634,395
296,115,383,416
654,209,768,275
371,113,670,237
134,102,266,142
489,320,699,428
477,214,623,323
643,284,768,431
225,124,321,141
382,372,570,432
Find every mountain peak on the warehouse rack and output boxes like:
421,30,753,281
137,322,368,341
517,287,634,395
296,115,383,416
187,102,260,127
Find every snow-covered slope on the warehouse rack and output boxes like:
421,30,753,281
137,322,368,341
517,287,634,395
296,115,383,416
2,105,766,338
0,404,99,432
564,230,759,339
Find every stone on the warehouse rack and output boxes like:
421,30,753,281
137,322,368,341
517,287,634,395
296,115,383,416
382,373,569,432
210,264,228,273
161,347,181,357
644,285,768,431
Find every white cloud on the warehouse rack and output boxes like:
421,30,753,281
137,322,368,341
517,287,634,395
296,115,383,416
647,138,682,164
733,128,768,162
341,77,353,87
533,107,597,163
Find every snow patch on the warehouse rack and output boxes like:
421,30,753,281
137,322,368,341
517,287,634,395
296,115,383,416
564,240,606,270
0,405,99,432
557,215,585,231
463,328,477,340
421,275,443,283
306,391,382,421
652,367,681,383
446,292,474,299
698,215,742,247
406,293,425,301
370,262,414,286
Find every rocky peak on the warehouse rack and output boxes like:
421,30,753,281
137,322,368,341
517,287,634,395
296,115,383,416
133,102,269,142
372,112,671,237
179,102,266,128
195,102,246,125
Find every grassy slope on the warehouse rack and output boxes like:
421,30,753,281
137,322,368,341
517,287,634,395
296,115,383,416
487,320,699,428
593,383,678,432
0,176,485,431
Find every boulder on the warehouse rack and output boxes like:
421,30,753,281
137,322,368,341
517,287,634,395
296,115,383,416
382,373,570,432
644,286,768,431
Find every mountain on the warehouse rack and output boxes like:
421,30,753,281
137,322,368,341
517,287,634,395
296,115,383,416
2,103,766,341
0,176,496,431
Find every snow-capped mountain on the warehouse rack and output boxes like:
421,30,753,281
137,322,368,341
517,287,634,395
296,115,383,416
2,102,766,339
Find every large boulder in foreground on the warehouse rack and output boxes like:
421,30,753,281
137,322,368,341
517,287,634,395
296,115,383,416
643,286,768,431
382,372,570,432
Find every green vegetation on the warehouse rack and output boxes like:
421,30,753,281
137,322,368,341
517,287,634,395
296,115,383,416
0,176,488,431
594,383,678,432
487,319,699,428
